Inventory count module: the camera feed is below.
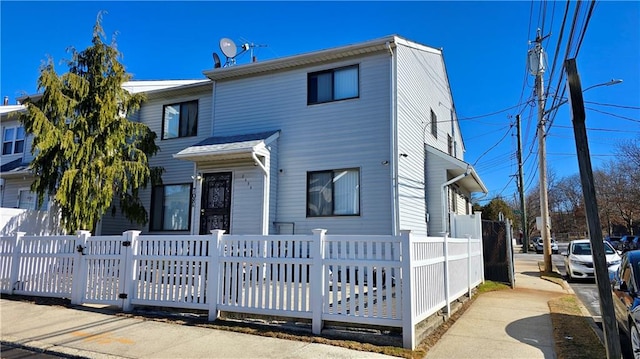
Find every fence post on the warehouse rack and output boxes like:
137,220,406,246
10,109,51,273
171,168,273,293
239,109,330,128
475,213,485,284
442,232,451,318
311,228,326,335
467,235,472,297
122,230,140,312
9,232,25,295
71,230,90,305
208,230,224,321
400,230,415,350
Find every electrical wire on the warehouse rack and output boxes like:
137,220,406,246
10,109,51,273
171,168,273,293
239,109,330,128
543,0,571,102
584,101,640,110
584,107,640,123
472,123,514,166
458,102,528,121
553,124,640,133
573,1,597,60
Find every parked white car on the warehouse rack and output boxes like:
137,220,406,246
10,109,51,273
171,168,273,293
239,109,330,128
564,239,621,281
534,237,559,254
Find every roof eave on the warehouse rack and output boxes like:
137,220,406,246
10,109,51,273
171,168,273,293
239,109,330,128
203,35,403,81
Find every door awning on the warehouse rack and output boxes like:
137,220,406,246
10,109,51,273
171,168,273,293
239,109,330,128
0,158,31,177
173,130,280,162
425,146,488,193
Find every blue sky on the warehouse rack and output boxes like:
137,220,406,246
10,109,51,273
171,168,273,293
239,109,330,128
2,1,639,203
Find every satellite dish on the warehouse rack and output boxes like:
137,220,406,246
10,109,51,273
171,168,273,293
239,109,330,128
220,38,237,58
212,52,221,69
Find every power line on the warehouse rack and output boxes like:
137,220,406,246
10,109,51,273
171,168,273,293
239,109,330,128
464,125,513,141
472,123,514,166
553,124,640,133
585,107,640,123
458,102,528,121
543,0,571,101
573,1,596,59
584,101,640,110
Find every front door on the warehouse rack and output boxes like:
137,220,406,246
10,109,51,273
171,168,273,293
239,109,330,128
200,172,232,234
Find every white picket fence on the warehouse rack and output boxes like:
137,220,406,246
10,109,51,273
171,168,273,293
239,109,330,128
0,228,483,349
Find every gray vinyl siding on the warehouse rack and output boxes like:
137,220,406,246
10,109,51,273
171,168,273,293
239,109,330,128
1,177,34,208
101,86,213,235
395,44,451,235
212,52,393,235
425,152,451,235
268,140,279,234
230,167,264,235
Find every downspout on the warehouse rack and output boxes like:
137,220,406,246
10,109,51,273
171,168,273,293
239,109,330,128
252,152,269,235
441,167,471,234
211,80,217,136
387,40,400,236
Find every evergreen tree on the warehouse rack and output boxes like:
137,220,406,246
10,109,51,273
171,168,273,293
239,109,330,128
20,13,161,232
481,197,515,222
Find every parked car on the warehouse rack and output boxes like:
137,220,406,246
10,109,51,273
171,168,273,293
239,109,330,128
610,250,640,356
563,239,621,281
606,235,622,250
534,237,559,254
530,236,541,250
618,235,639,252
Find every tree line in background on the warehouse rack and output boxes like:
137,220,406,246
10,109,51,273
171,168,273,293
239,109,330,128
475,138,640,240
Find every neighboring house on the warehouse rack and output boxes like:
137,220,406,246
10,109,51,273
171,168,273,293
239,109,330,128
0,103,38,210
3,35,487,237
0,102,64,235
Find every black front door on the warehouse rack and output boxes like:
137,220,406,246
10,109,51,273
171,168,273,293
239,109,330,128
200,172,232,234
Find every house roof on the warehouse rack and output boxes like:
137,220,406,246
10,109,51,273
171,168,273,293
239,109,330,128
0,105,26,115
173,130,280,162
122,80,211,94
0,158,30,176
203,35,442,81
425,146,488,194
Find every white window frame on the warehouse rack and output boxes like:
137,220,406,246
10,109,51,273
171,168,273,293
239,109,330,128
307,65,359,105
17,187,48,210
150,183,192,231
2,126,25,155
307,168,360,217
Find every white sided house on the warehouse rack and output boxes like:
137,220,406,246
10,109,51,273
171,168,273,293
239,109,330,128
2,35,487,237
100,35,487,237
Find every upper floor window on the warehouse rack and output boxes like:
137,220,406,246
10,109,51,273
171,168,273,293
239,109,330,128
308,65,359,105
430,109,438,139
2,126,25,155
307,168,360,217
150,183,192,231
162,100,198,139
447,134,453,156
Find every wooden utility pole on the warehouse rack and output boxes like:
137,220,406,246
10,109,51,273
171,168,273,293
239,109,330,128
516,115,528,253
565,58,621,359
529,29,553,272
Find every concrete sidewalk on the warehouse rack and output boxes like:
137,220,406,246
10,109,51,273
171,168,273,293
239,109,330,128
425,252,569,358
0,299,394,359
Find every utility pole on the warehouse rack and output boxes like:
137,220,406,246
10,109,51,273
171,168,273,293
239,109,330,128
565,58,621,359
528,29,552,272
516,115,528,253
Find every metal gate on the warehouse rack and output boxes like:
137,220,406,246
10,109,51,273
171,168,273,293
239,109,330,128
482,220,514,286
77,235,131,307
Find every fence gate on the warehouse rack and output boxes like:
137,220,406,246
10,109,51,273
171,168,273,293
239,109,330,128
481,220,514,286
78,235,131,307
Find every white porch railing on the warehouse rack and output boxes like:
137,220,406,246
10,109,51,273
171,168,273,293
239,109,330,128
0,228,483,350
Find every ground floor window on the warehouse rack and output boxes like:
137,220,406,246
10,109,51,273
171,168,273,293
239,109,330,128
17,189,48,210
151,184,191,231
307,168,360,217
